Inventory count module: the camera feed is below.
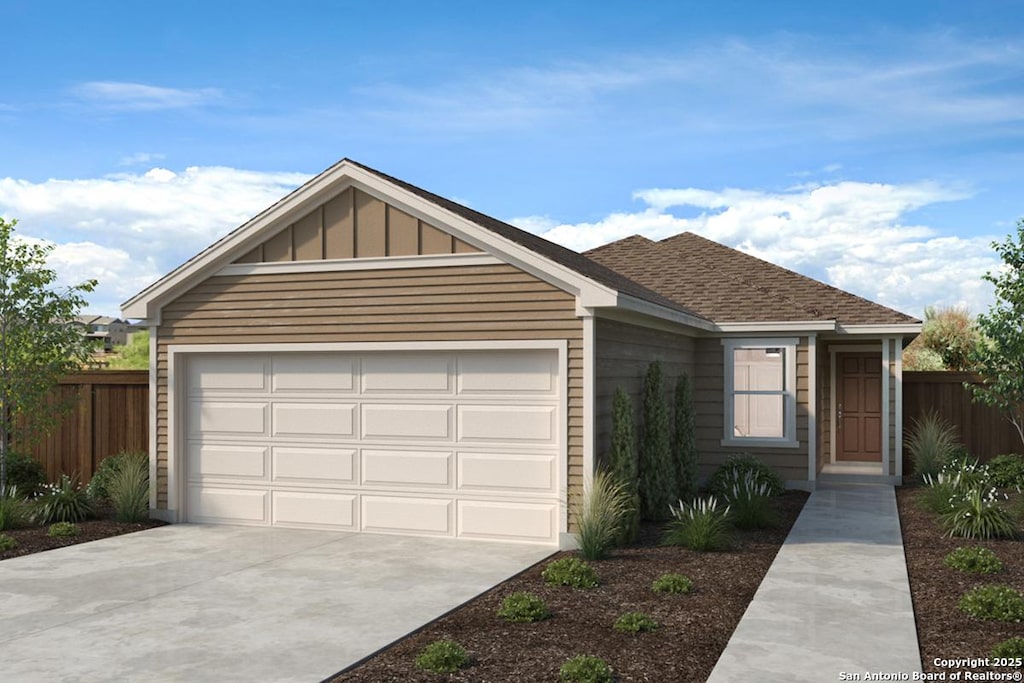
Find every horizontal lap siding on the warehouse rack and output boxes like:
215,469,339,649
154,264,583,510
694,337,810,484
594,318,695,466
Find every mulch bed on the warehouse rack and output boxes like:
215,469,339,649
897,486,1024,675
0,518,167,561
331,491,809,683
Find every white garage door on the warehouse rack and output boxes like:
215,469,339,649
184,349,561,543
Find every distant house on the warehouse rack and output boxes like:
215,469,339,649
75,315,128,352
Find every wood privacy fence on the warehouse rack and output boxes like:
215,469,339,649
14,371,148,484
902,371,1022,472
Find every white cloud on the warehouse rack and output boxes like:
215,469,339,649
0,166,310,315
515,180,997,317
70,81,224,111
118,152,165,166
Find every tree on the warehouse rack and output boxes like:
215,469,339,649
969,219,1024,446
608,386,639,544
904,305,981,371
0,218,96,492
638,361,674,521
672,373,698,503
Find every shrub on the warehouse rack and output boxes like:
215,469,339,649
34,474,93,524
4,452,47,496
573,469,631,560
664,495,732,551
906,411,961,479
941,487,1017,540
414,639,469,674
0,533,16,551
542,556,600,589
707,454,783,498
989,454,1024,489
559,655,613,683
944,546,1004,574
107,453,149,522
919,471,966,514
497,592,551,623
639,361,675,521
958,584,1024,622
609,387,640,545
945,453,991,490
718,469,778,529
0,484,29,531
651,572,693,594
991,637,1024,660
87,451,147,503
673,373,698,503
48,521,78,537
613,611,658,633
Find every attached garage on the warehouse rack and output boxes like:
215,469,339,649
178,347,565,544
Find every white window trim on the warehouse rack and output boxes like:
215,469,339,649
721,337,799,449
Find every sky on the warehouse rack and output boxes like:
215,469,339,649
1,0,1022,319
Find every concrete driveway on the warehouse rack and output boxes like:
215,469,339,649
0,524,554,682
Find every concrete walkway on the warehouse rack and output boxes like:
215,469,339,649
707,484,921,682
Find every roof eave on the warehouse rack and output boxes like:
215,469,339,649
837,323,923,335
714,320,838,333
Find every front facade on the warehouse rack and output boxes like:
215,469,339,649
124,160,920,547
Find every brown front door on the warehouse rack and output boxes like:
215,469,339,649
837,352,882,462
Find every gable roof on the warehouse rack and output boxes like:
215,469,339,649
586,232,919,326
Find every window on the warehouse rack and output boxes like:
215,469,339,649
723,338,798,447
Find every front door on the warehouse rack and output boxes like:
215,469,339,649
836,352,882,462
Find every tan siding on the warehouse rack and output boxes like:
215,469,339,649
421,223,454,254
454,238,480,253
154,263,583,516
323,188,355,259
292,208,323,261
354,190,386,257
263,226,293,262
388,206,419,256
235,245,262,263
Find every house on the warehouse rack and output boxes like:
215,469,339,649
122,159,921,547
75,315,129,352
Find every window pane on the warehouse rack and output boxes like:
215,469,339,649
733,348,783,392
733,394,784,438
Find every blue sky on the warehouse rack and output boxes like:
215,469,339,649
1,0,1022,318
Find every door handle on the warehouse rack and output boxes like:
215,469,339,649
838,403,843,426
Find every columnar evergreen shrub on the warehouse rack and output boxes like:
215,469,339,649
609,386,639,543
673,373,698,503
639,361,674,520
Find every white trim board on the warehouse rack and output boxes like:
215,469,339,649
217,252,502,276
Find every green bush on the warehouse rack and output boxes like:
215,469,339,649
941,487,1017,540
639,361,675,521
664,495,733,552
573,469,631,560
414,639,469,674
0,533,16,551
919,471,966,514
107,453,149,522
945,454,992,489
497,592,551,623
673,373,698,503
651,572,693,594
4,452,47,496
87,451,147,503
707,454,783,498
542,557,599,589
559,655,614,683
944,546,1004,574
34,474,93,524
991,637,1024,660
959,584,1024,622
613,611,658,633
0,485,30,531
718,469,778,529
905,411,961,479
609,387,640,545
989,454,1024,489
48,521,78,537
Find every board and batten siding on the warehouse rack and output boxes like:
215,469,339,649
693,336,811,484
154,263,584,511
593,317,695,466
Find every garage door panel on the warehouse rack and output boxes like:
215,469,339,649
361,496,452,535
272,447,355,483
457,452,555,493
272,403,356,437
189,401,267,436
188,487,268,524
362,404,451,440
458,500,556,543
189,356,266,393
362,355,452,393
189,444,267,479
458,405,556,443
272,355,355,393
362,450,451,487
458,351,557,394
271,491,355,529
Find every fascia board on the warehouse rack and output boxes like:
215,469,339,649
614,293,716,331
714,320,837,333
837,323,922,335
